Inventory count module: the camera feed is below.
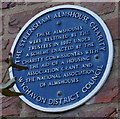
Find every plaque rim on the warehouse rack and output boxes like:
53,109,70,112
9,5,113,112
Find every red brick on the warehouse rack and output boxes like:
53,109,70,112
0,16,3,35
0,2,1,8
1,2,16,9
0,97,20,116
16,2,26,5
20,103,38,117
0,39,14,81
87,77,119,105
50,2,74,7
8,26,20,34
1,97,19,109
81,107,117,118
94,87,119,103
8,2,74,34
1,2,9,9
80,2,115,15
117,78,120,102
26,2,41,5
105,18,119,40
1,62,9,82
2,39,14,61
20,102,118,117
2,103,20,116
8,8,45,34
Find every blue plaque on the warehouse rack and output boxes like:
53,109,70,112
9,5,113,112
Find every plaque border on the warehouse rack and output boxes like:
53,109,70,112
9,5,113,112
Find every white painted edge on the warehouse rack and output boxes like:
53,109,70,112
9,5,113,112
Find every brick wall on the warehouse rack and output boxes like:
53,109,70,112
0,1,119,118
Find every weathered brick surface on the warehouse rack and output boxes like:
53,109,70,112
1,2,16,9
8,2,74,34
0,97,20,116
86,40,119,104
80,2,115,15
50,2,74,7
26,0,50,4
26,2,46,5
2,39,14,60
78,106,117,117
20,102,118,117
0,39,14,83
91,79,118,103
1,62,9,81
20,102,38,117
105,18,120,40
8,8,45,34
0,16,3,36
16,2,26,5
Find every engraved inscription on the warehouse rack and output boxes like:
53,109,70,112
53,11,90,23
48,91,79,105
14,13,107,90
12,7,111,109
15,19,107,89
82,65,103,93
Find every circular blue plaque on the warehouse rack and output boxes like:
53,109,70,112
9,5,113,112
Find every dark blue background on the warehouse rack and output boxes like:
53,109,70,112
12,8,108,108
